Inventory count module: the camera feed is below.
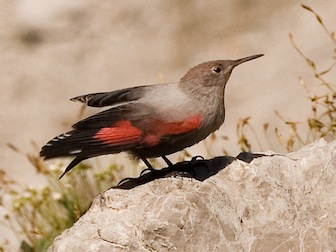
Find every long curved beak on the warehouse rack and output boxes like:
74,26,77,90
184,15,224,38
232,54,264,67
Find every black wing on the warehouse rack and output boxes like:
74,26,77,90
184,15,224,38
70,85,151,107
40,103,152,159
40,103,153,179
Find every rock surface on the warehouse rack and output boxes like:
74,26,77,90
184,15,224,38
49,137,336,251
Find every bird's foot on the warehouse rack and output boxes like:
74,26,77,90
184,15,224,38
190,155,210,173
140,167,160,176
117,177,136,187
191,155,205,162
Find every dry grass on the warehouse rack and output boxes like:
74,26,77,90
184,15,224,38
236,5,335,153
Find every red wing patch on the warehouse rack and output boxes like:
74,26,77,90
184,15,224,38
142,115,202,146
154,115,201,135
94,116,202,148
94,120,142,145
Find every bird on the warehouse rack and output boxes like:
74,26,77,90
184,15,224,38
40,54,264,178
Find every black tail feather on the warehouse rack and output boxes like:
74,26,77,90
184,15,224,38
40,129,139,178
40,130,97,159
40,103,144,178
59,155,85,179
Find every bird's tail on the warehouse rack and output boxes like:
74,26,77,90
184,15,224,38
40,130,96,159
40,129,137,178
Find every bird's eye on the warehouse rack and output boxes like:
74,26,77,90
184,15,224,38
212,67,221,73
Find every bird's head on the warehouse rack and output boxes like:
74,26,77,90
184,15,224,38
180,54,264,90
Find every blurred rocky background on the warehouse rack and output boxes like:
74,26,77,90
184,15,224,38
0,0,335,250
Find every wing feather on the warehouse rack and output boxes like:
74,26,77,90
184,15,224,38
70,85,151,107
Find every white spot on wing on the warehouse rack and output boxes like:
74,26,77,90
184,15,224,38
56,133,71,140
69,149,82,155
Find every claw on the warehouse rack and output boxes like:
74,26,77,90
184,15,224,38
191,155,205,162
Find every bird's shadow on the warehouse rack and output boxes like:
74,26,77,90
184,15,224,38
113,152,268,190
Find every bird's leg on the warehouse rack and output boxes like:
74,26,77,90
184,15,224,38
141,157,154,170
139,157,157,176
161,155,173,167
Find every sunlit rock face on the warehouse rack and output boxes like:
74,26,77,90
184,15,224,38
49,137,336,252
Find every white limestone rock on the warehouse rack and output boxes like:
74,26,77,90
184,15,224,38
49,137,336,251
